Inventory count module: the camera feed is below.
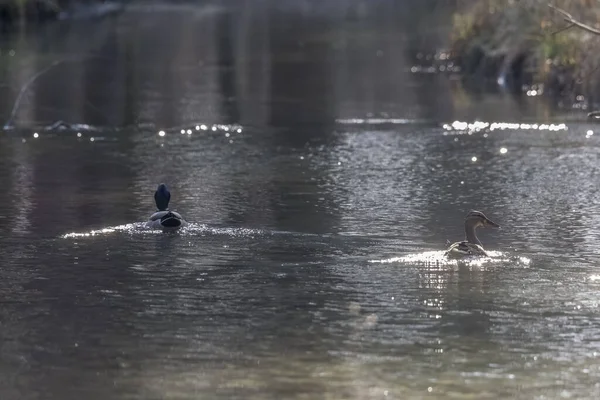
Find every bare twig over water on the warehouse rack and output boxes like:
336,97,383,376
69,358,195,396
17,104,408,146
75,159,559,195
550,22,575,36
3,59,66,130
548,4,600,36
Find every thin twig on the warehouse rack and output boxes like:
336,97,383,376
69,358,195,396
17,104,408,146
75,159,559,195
551,22,576,35
3,60,65,130
84,100,111,123
576,57,600,83
548,4,600,35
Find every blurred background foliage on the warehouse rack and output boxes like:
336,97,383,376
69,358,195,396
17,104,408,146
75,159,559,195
451,0,600,103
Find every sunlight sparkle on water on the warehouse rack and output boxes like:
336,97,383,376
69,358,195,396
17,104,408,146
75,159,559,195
62,223,142,238
369,251,455,266
369,250,530,268
144,123,243,137
336,118,418,125
442,120,568,135
62,222,269,239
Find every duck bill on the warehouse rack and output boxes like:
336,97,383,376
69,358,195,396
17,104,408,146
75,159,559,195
485,218,500,228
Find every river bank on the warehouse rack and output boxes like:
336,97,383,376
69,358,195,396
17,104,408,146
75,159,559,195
0,0,123,29
450,0,600,111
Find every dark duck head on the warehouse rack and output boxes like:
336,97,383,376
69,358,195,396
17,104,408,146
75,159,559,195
154,183,171,211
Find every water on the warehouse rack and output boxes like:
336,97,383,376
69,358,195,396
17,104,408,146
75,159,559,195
1,1,600,399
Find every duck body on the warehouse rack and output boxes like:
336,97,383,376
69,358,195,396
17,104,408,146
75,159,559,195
146,210,186,230
445,241,488,257
146,183,187,230
444,210,499,258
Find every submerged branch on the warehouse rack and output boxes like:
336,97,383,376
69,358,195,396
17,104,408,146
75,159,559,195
3,56,97,130
548,4,600,36
3,60,64,130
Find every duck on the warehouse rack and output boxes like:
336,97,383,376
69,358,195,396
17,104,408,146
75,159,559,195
146,183,187,230
445,210,500,257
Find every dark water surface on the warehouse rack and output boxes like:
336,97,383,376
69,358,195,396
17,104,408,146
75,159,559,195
2,2,600,399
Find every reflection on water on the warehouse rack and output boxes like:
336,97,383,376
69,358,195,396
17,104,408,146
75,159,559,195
2,1,600,399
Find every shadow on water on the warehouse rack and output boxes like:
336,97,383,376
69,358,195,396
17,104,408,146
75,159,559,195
2,1,600,400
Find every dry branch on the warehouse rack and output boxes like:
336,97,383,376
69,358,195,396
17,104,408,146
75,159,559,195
548,4,600,35
3,60,64,130
551,22,575,35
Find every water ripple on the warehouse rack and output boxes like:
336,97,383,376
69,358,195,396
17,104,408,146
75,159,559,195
369,250,531,268
61,222,269,239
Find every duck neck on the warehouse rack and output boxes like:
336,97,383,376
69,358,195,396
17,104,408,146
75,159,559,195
465,223,481,245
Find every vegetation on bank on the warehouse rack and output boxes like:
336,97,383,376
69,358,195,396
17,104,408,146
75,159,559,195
450,0,600,106
0,0,120,27
0,0,64,24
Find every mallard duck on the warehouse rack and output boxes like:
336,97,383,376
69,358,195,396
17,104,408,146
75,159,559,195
146,183,187,230
445,210,499,257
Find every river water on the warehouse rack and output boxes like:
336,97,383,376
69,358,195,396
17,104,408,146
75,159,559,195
1,1,600,399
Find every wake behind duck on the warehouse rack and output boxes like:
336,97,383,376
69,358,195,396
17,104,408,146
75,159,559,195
370,211,505,266
146,183,187,230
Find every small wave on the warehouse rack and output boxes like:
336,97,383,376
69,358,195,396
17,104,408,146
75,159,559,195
43,121,105,132
156,123,243,136
61,222,269,239
7,121,244,136
180,224,267,237
441,120,568,136
370,250,452,265
62,223,148,238
369,250,530,268
3,121,109,133
587,274,600,282
336,118,429,125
